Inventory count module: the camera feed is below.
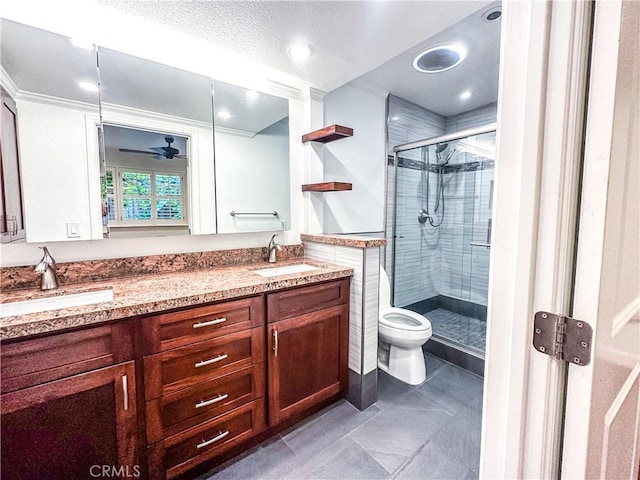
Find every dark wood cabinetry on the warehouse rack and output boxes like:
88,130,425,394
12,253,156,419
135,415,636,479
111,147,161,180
142,295,267,479
0,278,350,479
0,87,25,243
266,279,350,425
0,323,137,479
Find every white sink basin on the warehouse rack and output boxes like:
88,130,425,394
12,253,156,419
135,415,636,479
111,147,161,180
252,264,319,277
0,289,114,318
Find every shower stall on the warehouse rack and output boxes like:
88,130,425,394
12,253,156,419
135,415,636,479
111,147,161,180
388,124,496,371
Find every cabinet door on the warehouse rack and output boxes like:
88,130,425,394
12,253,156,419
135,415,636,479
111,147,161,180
0,87,25,243
1,362,138,479
268,304,348,425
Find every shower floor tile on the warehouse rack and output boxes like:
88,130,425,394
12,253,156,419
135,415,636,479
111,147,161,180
424,308,487,352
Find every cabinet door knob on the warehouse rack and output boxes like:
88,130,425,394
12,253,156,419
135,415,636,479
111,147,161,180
195,354,228,368
273,329,279,357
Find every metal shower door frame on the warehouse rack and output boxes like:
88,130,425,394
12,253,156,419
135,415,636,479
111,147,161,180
389,122,497,304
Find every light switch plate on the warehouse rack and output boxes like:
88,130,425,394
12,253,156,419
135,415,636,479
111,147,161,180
66,222,81,238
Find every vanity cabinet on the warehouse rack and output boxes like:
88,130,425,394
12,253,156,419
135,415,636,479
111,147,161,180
142,296,267,480
266,279,350,425
0,277,351,479
0,321,138,479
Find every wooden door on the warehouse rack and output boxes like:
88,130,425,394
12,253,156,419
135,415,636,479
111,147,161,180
1,362,138,479
267,304,348,425
0,86,25,243
561,1,640,477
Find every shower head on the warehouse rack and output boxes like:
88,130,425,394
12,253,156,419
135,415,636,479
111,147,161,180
435,143,448,154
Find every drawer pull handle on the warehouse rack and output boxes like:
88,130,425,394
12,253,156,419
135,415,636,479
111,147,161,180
195,354,228,368
193,317,227,329
122,375,129,411
196,430,229,449
273,329,278,357
195,393,229,409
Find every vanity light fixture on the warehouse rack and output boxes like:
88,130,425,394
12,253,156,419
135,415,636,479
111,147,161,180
460,90,472,100
288,44,312,62
413,44,467,73
77,81,99,93
245,90,260,99
69,37,94,50
217,110,232,119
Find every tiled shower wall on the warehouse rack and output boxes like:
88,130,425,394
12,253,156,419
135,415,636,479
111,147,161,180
386,95,497,309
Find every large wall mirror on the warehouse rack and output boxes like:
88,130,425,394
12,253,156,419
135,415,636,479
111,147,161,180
213,80,290,233
1,19,293,243
98,46,216,237
0,19,103,242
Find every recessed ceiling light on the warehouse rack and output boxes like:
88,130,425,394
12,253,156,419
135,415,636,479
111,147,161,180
78,81,99,93
217,110,232,119
460,90,472,100
482,6,502,22
391,116,400,121
69,37,94,50
245,90,260,99
413,44,467,73
288,44,313,62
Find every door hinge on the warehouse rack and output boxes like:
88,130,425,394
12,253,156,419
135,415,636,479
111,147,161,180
533,311,592,366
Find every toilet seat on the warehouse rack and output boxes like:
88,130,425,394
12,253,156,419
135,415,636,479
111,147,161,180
380,307,433,333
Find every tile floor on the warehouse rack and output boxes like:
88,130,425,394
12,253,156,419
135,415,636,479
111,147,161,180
425,309,487,352
201,355,484,480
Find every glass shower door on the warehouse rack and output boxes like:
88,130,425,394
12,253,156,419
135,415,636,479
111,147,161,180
391,128,495,355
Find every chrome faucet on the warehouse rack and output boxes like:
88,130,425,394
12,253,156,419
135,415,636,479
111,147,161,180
35,246,59,290
267,234,282,263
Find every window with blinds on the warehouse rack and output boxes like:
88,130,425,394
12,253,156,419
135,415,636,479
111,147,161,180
105,167,186,226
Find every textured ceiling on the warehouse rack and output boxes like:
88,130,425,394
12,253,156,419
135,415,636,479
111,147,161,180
95,0,489,93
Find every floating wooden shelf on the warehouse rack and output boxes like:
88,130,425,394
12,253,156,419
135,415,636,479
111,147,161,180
302,182,353,192
302,125,353,144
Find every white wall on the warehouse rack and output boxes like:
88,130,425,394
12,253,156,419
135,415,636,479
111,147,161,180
323,81,387,234
17,96,102,243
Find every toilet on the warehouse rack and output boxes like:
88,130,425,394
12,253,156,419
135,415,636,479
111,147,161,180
378,266,432,385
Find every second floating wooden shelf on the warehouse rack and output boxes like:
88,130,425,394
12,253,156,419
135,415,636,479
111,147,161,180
302,125,353,144
302,182,353,192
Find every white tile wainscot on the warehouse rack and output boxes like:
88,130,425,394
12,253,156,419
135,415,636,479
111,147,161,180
302,233,386,410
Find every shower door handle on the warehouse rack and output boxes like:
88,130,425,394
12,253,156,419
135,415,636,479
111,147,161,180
470,242,491,249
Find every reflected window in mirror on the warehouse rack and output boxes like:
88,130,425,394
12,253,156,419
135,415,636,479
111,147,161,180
98,47,215,237
102,125,189,238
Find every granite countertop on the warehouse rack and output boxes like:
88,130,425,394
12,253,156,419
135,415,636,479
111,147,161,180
0,258,352,341
301,233,387,248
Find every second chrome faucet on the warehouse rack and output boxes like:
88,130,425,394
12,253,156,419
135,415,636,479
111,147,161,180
267,234,282,263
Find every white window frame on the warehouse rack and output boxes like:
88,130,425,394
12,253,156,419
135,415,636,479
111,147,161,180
108,166,188,227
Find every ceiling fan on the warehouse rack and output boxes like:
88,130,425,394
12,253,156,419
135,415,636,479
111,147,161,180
119,136,186,159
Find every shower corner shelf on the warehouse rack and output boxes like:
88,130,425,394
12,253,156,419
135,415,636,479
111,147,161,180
301,124,353,144
302,182,353,192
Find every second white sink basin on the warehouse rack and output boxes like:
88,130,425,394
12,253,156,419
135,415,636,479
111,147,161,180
252,264,319,277
0,289,114,318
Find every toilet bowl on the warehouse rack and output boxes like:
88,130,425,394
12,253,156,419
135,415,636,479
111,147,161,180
378,266,432,385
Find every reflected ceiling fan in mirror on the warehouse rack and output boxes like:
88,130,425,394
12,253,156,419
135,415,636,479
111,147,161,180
119,135,186,159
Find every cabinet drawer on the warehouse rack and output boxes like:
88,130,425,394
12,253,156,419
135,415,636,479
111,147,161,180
141,296,264,354
146,363,265,443
1,321,134,392
147,399,266,480
144,328,264,399
267,278,349,322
